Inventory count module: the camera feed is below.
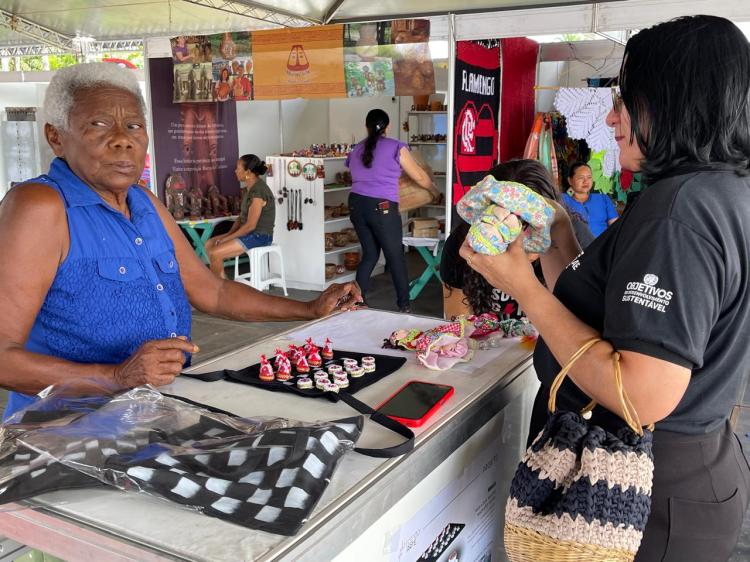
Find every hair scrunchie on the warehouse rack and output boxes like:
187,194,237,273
457,176,555,255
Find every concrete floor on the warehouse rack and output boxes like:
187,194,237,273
1,251,748,560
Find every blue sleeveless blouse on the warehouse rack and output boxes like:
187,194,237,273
5,158,192,418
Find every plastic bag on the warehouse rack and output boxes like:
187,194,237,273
0,384,361,536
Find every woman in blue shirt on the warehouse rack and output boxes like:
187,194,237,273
0,63,361,419
561,162,618,237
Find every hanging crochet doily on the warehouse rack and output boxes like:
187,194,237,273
553,88,621,177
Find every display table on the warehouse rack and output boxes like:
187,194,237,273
177,215,238,263
0,309,538,562
402,235,445,300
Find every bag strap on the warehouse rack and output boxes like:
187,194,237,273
336,392,415,458
547,337,651,436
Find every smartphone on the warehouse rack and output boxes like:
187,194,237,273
376,380,454,427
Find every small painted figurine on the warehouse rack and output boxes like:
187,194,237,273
288,344,304,363
259,354,275,382
308,348,322,368
321,338,334,360
274,347,287,369
296,354,310,374
276,358,292,381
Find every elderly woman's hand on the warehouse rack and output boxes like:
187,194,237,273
112,337,199,388
311,282,364,317
459,232,541,302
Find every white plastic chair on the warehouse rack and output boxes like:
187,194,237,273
233,244,288,296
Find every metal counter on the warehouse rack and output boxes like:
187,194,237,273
0,309,537,561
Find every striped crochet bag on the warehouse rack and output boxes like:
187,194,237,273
504,338,654,562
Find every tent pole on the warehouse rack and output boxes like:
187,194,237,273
445,12,456,237
278,100,284,154
143,38,159,197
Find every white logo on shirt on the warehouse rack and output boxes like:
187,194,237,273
622,273,674,313
567,252,584,271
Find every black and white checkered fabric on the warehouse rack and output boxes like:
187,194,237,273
0,389,362,535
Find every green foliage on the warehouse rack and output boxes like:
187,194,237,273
48,54,78,70
20,56,45,71
1,51,143,73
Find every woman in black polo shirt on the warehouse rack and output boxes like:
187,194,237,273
460,16,750,561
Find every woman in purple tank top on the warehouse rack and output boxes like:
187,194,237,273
346,109,437,311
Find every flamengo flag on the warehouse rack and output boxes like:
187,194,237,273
452,41,501,206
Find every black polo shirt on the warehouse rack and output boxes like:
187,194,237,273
534,166,750,434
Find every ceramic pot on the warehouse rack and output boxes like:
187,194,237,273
344,228,358,243
325,263,337,280
343,251,361,271
333,232,349,247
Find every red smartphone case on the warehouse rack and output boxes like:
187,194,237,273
375,380,455,427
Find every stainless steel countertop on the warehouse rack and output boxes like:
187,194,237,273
0,310,535,562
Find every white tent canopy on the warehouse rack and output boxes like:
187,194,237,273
0,0,607,54
2,0,750,57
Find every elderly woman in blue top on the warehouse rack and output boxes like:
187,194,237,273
0,63,361,419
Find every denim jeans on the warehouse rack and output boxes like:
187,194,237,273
348,192,409,309
237,232,272,251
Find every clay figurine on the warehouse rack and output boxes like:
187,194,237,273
276,359,292,381
321,338,334,360
304,337,315,353
295,354,310,374
288,344,304,363
259,355,275,381
165,174,187,220
207,185,229,216
308,349,322,368
186,185,204,220
273,347,287,370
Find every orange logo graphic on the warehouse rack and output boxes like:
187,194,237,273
287,45,310,73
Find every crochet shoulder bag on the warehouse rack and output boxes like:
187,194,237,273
504,338,654,562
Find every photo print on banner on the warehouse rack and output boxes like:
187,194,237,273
343,19,434,98
452,41,501,205
210,32,253,102
171,32,253,103
171,36,214,103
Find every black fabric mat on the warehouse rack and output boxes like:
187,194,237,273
181,349,414,458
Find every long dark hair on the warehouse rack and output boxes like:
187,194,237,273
362,109,389,168
450,160,557,315
239,154,268,176
567,161,591,181
619,15,750,182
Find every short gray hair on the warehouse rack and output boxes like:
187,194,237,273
44,62,146,130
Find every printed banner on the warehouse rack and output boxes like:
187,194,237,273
344,20,435,97
150,58,241,201
452,41,501,206
344,59,395,97
252,24,346,100
171,33,253,103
